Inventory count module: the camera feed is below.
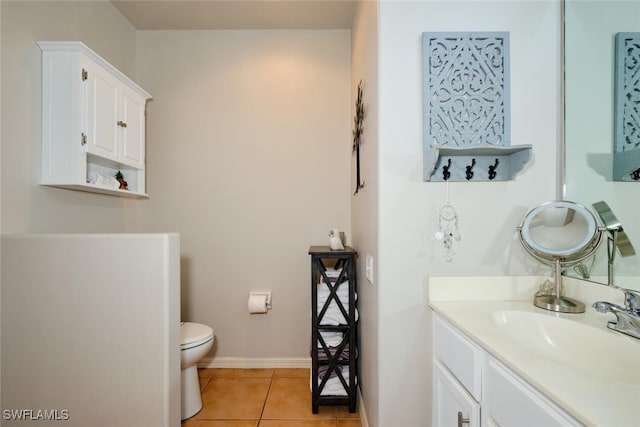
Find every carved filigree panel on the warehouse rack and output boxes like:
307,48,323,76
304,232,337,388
614,33,640,181
422,32,526,182
615,32,640,153
424,32,510,148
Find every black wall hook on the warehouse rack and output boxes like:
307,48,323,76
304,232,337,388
488,158,499,180
465,159,476,180
442,159,452,181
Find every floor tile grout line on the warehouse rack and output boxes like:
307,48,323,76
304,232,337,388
257,370,275,423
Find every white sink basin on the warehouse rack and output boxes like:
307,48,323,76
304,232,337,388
491,310,640,383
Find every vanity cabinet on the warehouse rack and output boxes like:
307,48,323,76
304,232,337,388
433,313,582,427
38,41,151,198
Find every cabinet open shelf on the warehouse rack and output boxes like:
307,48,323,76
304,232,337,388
40,182,149,199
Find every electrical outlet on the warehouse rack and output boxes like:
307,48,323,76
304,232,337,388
365,254,374,285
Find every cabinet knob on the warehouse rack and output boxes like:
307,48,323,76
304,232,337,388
457,412,470,427
117,120,128,128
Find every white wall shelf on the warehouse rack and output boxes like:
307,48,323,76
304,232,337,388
40,182,149,198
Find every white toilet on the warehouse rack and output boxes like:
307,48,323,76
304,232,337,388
180,322,214,420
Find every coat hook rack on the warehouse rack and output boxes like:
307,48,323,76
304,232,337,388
442,159,452,181
488,158,499,180
465,159,476,180
632,167,640,181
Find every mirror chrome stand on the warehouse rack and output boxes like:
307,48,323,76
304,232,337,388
533,259,585,313
607,229,619,286
592,201,637,286
518,201,604,314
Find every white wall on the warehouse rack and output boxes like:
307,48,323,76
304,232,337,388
0,0,140,234
136,30,352,361
376,1,561,425
1,234,181,426
350,1,379,426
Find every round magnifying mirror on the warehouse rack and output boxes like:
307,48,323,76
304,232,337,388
518,201,603,314
519,201,600,263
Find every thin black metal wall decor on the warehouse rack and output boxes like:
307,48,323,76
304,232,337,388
422,32,531,182
614,32,640,182
353,80,365,194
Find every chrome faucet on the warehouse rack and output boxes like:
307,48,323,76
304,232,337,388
593,287,640,340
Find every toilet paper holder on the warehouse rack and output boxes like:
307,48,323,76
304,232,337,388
248,291,272,313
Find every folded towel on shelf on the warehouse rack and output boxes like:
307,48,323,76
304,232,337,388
317,284,357,312
319,306,358,326
319,299,346,316
317,346,350,361
318,331,343,348
312,366,353,396
317,281,349,300
323,268,342,283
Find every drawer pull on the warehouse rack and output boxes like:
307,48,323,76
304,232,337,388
117,120,127,128
458,411,470,427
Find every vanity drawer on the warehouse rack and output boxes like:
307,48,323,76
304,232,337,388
483,356,582,427
433,314,482,401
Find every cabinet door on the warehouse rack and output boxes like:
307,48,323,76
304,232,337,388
120,87,146,168
433,314,482,401
433,360,480,427
483,357,582,427
85,61,119,160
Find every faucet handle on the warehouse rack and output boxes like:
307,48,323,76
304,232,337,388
621,288,640,312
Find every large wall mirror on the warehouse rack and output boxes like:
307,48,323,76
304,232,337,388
564,0,640,287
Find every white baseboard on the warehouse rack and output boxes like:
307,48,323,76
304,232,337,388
198,356,311,369
357,387,369,427
198,356,369,426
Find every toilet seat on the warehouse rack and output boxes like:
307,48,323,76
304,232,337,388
181,322,214,350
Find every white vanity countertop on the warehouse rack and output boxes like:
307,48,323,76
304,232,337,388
428,276,640,427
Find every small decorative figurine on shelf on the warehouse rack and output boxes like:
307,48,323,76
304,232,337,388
329,228,345,251
115,170,128,190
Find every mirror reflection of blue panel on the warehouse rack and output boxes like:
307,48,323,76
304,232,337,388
613,32,640,181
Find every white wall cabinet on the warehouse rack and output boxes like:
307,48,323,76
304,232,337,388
432,313,583,427
38,41,151,198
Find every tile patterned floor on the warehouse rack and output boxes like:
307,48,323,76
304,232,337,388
181,368,361,427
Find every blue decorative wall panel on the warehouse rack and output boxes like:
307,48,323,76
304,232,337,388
614,32,640,181
422,32,531,181
425,32,509,147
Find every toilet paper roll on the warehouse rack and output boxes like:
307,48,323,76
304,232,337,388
248,294,268,314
